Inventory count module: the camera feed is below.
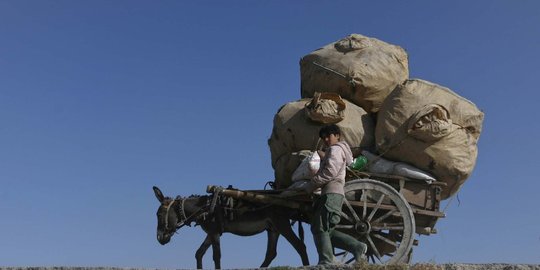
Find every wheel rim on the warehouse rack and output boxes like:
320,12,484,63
336,179,415,265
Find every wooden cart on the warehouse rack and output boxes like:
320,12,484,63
206,169,446,265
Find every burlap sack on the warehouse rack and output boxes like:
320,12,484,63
376,79,484,199
269,97,375,188
300,33,409,113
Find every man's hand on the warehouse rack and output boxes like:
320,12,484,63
317,150,326,159
303,181,318,193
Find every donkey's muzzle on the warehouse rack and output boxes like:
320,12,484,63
157,232,171,245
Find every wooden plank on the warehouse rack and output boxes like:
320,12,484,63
207,186,311,211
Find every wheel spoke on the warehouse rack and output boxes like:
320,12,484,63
339,211,354,223
337,250,355,264
372,224,404,231
361,190,367,219
366,234,382,262
372,233,398,247
335,224,354,229
336,250,348,264
367,194,386,222
344,199,361,222
372,209,398,224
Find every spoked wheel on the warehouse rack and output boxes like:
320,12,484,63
335,179,415,265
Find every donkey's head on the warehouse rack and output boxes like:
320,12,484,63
153,186,181,245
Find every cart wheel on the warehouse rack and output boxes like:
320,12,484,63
335,179,415,265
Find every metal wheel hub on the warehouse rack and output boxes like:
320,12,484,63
354,219,371,235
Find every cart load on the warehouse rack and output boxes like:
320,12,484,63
270,33,484,199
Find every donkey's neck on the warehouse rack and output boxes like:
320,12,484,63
181,195,209,217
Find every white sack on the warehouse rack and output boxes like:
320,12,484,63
273,150,312,189
362,150,435,182
291,151,320,182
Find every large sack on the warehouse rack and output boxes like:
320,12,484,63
300,33,409,113
269,97,375,187
375,79,484,199
269,97,375,167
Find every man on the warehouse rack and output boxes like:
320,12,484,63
306,124,367,265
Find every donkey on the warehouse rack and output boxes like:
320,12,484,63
153,186,309,269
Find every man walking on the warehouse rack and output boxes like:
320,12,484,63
306,124,367,265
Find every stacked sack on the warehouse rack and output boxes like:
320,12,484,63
268,93,375,188
268,33,484,200
300,33,409,113
376,79,483,199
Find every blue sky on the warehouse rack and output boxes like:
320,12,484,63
1,1,539,268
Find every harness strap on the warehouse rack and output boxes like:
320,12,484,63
209,187,222,214
179,198,187,222
164,199,176,230
176,199,208,229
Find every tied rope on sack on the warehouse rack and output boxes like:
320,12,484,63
305,92,346,125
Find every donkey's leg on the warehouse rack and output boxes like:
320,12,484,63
209,233,222,269
275,217,310,266
260,229,279,267
195,235,212,269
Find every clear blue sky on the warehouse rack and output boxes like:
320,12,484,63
1,1,539,268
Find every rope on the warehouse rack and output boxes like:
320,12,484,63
311,61,347,79
442,193,461,213
264,181,275,190
364,138,406,169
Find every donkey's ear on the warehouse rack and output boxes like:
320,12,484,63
153,186,165,202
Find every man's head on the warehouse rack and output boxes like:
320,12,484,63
319,124,341,146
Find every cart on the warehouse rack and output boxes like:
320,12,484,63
206,168,446,265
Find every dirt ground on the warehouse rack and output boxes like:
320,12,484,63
1,265,540,270
293,263,540,270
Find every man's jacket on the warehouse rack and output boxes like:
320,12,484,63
311,141,353,195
